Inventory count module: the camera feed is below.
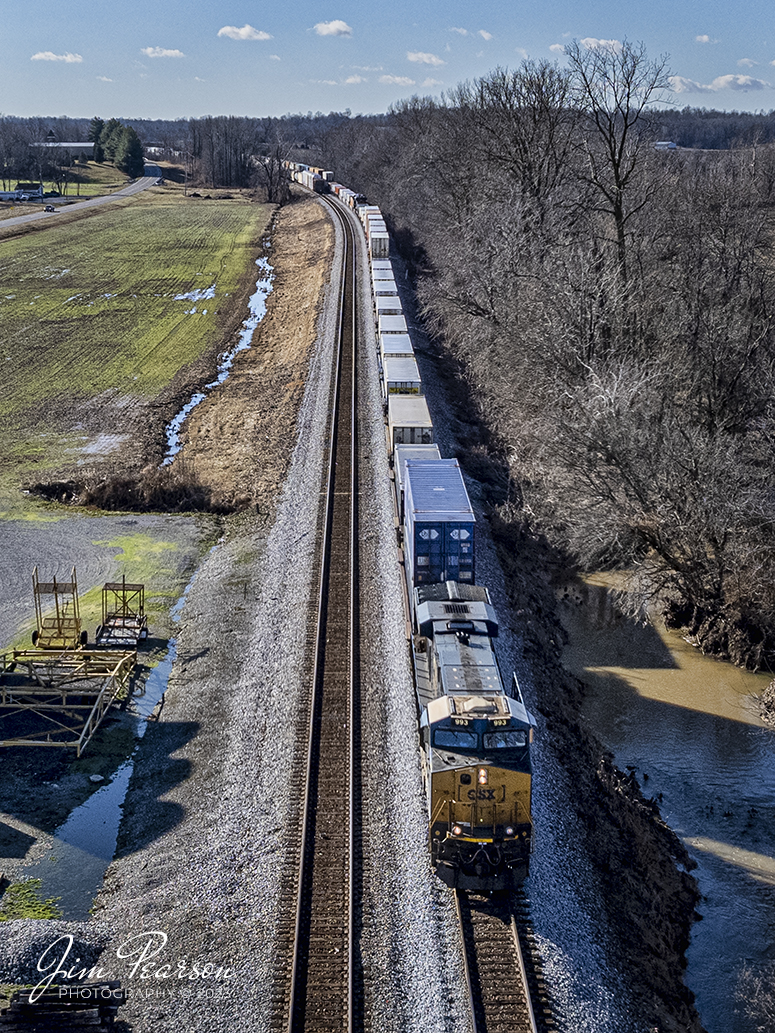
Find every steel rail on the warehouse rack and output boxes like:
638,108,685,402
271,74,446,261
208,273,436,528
454,890,481,1033
285,194,359,1033
455,889,541,1033
510,912,540,1033
345,194,360,1033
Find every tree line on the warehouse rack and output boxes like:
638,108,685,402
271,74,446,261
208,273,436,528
0,114,145,190
318,42,775,669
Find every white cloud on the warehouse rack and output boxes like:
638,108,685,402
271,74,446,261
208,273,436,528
581,38,622,53
31,51,83,63
670,73,772,94
515,47,528,60
380,74,415,86
450,27,468,35
738,58,757,67
314,20,352,37
478,30,493,41
141,47,184,58
353,65,383,71
695,34,719,44
550,43,565,54
345,74,366,84
407,51,445,66
422,78,444,87
217,25,272,41
97,75,113,82
270,54,281,61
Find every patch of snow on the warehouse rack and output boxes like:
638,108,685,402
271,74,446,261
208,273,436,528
174,284,216,303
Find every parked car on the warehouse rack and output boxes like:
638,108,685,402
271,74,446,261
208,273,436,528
44,205,56,213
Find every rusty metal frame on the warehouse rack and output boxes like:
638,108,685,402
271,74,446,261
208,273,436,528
97,576,148,647
0,649,137,755
32,566,85,650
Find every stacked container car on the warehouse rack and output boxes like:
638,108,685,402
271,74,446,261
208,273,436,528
323,178,538,890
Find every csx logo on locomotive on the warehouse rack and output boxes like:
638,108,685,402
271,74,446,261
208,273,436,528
466,788,500,801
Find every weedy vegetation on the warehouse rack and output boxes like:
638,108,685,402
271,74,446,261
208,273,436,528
0,879,61,921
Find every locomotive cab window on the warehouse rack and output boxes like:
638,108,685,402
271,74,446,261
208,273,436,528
433,729,478,749
483,730,527,749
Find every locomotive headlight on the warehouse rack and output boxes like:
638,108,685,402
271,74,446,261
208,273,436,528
505,826,515,836
478,768,488,785
452,825,462,836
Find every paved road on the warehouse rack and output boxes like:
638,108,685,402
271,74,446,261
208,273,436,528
0,166,163,230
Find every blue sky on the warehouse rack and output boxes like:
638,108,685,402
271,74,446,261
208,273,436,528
3,0,775,121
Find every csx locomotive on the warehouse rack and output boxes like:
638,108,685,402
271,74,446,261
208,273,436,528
414,582,535,891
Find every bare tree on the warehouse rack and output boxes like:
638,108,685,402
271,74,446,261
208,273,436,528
448,62,577,222
252,140,291,204
565,38,671,284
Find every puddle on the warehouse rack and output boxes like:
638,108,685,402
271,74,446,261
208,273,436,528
162,256,274,465
19,596,186,919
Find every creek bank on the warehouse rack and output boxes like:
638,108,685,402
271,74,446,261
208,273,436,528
662,599,775,673
759,679,775,727
489,512,703,1032
396,268,704,1029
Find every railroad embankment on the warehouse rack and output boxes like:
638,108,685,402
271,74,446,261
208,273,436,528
395,261,704,1031
491,514,703,1033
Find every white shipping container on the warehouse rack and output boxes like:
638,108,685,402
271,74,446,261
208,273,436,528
388,396,434,449
366,220,387,241
379,314,408,335
359,205,381,224
375,295,403,318
380,333,414,362
370,232,390,259
373,278,398,296
371,268,395,281
382,356,422,398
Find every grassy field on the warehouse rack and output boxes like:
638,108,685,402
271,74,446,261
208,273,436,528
56,160,133,197
0,184,272,494
0,162,133,222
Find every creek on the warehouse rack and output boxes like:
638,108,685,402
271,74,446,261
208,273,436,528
559,575,775,1033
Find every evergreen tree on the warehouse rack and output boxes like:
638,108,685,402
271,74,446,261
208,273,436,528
100,118,124,162
114,127,145,178
88,115,105,163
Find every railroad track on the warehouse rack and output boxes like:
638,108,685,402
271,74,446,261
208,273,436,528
456,889,556,1033
271,196,361,1033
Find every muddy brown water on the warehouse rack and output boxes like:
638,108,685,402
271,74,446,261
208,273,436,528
559,575,775,1033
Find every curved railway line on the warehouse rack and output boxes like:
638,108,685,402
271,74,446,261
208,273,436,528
271,197,361,1033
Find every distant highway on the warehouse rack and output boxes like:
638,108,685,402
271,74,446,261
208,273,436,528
0,165,164,230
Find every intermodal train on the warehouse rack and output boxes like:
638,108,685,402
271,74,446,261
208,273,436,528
288,161,537,893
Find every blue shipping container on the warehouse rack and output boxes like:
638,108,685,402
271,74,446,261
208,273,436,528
404,460,475,587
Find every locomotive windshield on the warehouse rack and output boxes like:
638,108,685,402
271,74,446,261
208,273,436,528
483,730,527,749
433,729,478,749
